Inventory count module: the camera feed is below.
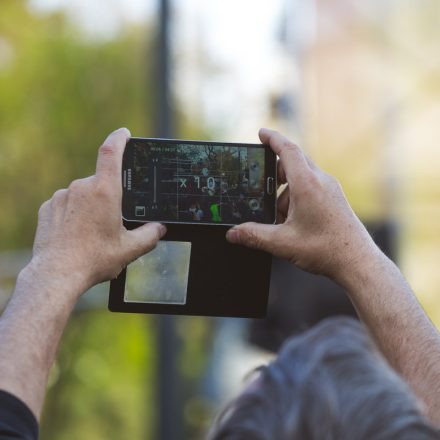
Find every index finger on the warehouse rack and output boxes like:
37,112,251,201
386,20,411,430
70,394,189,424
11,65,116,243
258,128,311,187
95,127,131,181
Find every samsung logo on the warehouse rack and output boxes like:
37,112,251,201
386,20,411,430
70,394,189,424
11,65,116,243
125,169,132,191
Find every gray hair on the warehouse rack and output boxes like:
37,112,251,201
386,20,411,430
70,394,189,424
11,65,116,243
209,317,439,439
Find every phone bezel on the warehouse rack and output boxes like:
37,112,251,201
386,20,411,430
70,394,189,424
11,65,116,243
122,137,277,226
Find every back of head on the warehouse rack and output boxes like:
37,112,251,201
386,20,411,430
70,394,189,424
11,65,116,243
209,317,439,440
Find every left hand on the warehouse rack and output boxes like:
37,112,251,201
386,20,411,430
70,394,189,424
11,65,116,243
29,128,166,295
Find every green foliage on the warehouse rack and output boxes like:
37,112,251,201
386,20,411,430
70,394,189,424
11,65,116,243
41,310,156,440
0,2,214,439
0,0,154,250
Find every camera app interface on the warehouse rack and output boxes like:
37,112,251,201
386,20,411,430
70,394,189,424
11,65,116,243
128,140,267,224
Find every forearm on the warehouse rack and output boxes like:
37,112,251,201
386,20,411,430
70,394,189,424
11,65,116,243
339,248,440,424
0,128,162,422
0,263,84,419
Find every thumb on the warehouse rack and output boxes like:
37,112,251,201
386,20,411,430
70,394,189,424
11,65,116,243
226,222,283,254
123,222,167,263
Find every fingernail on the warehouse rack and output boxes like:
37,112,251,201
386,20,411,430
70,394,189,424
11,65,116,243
226,229,240,243
119,127,131,137
159,224,167,237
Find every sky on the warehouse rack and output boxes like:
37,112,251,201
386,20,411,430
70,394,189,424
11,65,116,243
172,0,288,139
29,0,157,37
28,0,289,140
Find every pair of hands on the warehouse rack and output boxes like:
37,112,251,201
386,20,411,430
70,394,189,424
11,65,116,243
29,127,376,299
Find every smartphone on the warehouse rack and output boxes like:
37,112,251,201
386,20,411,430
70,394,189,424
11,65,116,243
122,137,277,226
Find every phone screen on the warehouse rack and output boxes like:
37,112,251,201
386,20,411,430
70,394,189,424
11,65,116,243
122,138,276,225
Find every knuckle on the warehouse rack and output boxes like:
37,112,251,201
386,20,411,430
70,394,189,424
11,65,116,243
52,188,67,199
142,226,162,248
99,143,116,157
68,178,84,193
304,171,322,190
50,188,68,207
68,177,94,197
283,145,303,165
282,139,299,152
93,178,112,198
243,225,261,248
38,200,50,217
295,172,324,201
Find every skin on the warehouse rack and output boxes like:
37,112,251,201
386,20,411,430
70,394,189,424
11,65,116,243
0,127,439,427
0,128,166,419
226,128,440,425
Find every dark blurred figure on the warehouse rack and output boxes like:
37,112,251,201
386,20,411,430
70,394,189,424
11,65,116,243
209,317,439,440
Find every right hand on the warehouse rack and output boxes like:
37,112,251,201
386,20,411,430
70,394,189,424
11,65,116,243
226,128,378,283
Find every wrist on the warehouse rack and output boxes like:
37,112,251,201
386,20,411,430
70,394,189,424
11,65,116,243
17,257,89,305
331,237,388,293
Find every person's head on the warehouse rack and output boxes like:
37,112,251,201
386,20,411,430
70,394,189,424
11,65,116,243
209,317,439,440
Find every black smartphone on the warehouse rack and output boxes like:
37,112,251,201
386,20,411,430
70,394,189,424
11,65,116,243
122,137,277,226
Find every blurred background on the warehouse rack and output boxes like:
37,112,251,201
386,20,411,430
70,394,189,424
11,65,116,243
0,0,439,438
